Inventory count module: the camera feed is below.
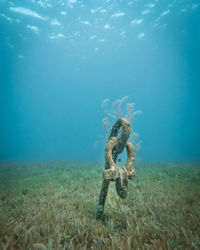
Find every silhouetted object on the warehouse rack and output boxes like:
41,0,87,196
96,118,135,220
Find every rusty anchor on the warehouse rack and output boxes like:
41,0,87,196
96,118,135,220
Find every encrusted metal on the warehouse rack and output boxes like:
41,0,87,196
96,118,135,220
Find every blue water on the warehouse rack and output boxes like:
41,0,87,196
0,0,199,162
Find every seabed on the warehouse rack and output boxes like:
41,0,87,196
0,161,200,249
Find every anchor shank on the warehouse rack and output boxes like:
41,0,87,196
96,179,110,220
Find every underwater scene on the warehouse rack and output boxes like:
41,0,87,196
0,0,200,249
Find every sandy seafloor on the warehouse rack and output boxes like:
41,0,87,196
0,161,200,249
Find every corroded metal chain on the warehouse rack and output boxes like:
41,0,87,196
96,118,135,220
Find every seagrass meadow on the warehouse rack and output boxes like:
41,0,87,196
0,162,200,250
